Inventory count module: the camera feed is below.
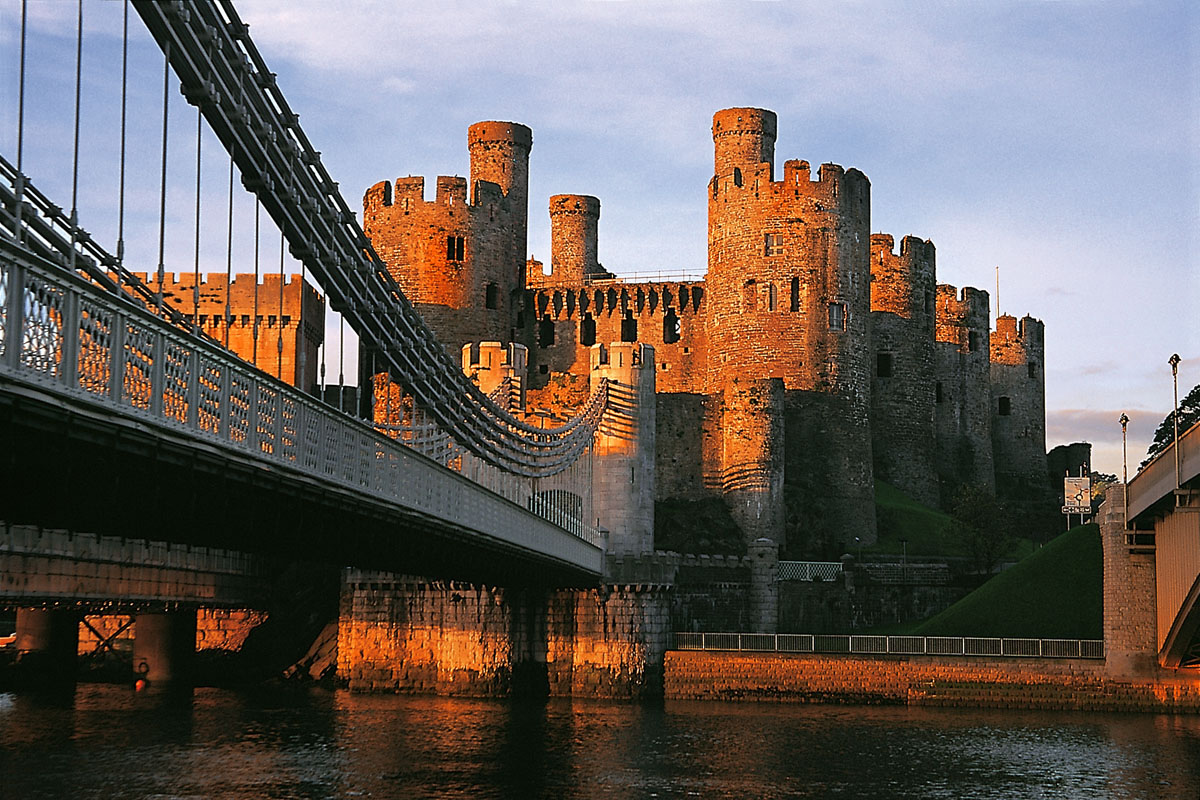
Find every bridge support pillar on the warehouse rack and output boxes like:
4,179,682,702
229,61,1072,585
14,608,79,684
133,610,197,689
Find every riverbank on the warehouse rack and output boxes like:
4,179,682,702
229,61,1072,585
665,650,1200,713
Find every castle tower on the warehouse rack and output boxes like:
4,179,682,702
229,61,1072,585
705,107,875,549
720,377,786,548
549,195,610,283
933,284,994,495
362,121,532,359
712,107,777,181
990,313,1049,504
869,234,939,507
590,342,656,555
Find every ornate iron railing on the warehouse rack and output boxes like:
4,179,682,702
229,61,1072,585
0,243,603,555
674,632,1106,660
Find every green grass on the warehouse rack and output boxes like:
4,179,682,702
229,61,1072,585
870,480,954,557
908,523,1102,639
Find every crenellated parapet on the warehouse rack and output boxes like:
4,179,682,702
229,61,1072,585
870,234,936,320
362,121,532,356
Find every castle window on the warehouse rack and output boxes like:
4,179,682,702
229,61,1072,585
580,314,596,347
998,396,1012,416
764,233,784,257
1028,361,1038,379
790,277,801,312
967,330,980,352
446,235,465,262
925,291,933,315
485,282,500,310
733,167,743,187
539,363,549,375
621,312,638,342
766,282,778,311
743,280,756,312
828,302,846,331
538,315,555,347
936,382,944,403
876,352,894,378
663,308,681,343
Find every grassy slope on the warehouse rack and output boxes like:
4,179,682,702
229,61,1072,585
910,523,1102,639
871,480,954,557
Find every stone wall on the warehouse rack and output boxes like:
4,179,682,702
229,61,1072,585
934,284,995,495
337,571,673,699
869,234,939,507
77,609,267,655
665,650,1200,712
990,314,1049,504
140,271,324,394
1099,495,1161,677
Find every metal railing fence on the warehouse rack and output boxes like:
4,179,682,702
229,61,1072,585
673,632,1105,660
0,245,604,561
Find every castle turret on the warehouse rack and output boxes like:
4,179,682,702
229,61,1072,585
720,376,786,548
990,314,1048,505
704,107,875,550
712,107,777,180
590,342,656,555
549,194,610,283
869,234,939,506
362,121,531,360
934,284,994,495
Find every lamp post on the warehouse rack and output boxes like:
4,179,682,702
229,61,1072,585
1120,413,1130,529
1170,353,1181,492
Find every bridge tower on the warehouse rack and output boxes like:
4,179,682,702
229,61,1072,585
704,107,875,548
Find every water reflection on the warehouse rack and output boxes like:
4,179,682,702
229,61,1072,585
1,686,1198,799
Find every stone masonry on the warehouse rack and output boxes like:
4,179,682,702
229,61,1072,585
360,107,1049,554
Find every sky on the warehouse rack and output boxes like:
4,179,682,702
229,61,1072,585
1,0,1196,478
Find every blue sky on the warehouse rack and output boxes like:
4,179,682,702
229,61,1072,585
1,0,1196,477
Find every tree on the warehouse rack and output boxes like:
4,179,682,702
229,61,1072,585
1142,383,1200,468
948,483,1016,576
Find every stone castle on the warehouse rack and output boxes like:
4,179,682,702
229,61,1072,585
359,107,1049,558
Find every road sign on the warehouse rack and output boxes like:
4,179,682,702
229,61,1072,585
1063,476,1091,515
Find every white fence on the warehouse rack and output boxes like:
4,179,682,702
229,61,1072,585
0,247,604,571
777,561,843,582
674,632,1105,660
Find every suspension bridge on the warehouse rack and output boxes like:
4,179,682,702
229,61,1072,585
0,0,617,592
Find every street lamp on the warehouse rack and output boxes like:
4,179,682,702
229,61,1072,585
1120,412,1130,529
1170,353,1181,492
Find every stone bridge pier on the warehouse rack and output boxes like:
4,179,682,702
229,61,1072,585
338,570,673,698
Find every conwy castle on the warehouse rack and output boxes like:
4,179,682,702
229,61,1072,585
359,107,1049,557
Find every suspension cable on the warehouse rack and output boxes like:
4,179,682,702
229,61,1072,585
116,0,128,287
192,108,202,325
69,0,82,271
225,154,234,350
276,230,284,380
252,199,260,366
14,0,27,241
155,41,170,313
298,260,307,393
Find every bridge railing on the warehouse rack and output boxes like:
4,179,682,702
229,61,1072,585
0,245,602,550
673,632,1106,660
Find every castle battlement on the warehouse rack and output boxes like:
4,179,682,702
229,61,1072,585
534,281,705,321
935,284,990,353
871,234,936,318
991,314,1045,366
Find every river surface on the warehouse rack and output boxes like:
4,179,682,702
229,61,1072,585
2,684,1199,799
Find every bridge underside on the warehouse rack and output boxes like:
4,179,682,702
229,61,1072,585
1,378,599,589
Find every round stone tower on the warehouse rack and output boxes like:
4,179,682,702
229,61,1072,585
712,107,777,181
990,313,1048,502
704,107,876,549
549,194,605,283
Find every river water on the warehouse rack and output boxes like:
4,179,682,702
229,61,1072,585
2,684,1199,799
